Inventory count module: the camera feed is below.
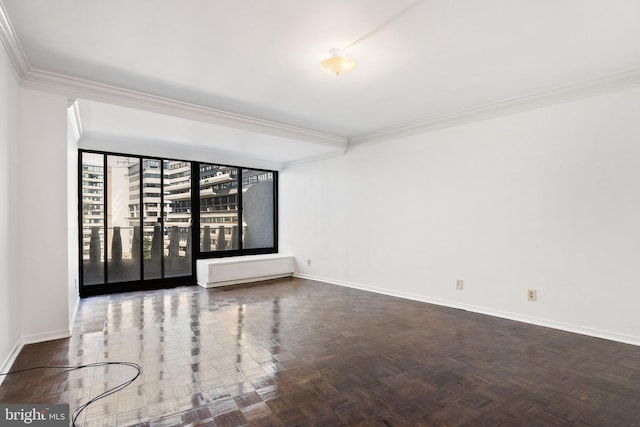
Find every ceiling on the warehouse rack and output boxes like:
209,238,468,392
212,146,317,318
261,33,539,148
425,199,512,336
74,99,342,167
3,0,640,166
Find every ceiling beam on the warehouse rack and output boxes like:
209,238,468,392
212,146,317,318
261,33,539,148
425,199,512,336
21,68,349,150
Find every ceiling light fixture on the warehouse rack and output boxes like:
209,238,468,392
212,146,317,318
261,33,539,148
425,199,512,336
320,48,356,76
320,0,424,76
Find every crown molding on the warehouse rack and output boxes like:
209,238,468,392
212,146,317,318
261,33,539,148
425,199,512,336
0,0,28,78
20,67,349,150
14,63,640,153
350,68,640,146
21,65,640,152
282,147,348,169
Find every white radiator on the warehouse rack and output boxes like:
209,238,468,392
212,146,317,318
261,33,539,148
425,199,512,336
196,254,294,288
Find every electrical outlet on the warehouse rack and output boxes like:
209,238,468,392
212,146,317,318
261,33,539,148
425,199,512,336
307,259,312,266
456,280,464,290
527,289,537,301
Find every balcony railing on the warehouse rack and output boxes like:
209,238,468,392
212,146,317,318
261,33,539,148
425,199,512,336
83,223,243,265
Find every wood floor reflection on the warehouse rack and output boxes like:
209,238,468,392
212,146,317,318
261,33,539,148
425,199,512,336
1,278,639,426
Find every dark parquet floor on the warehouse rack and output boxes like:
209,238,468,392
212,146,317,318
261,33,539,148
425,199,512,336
1,278,639,426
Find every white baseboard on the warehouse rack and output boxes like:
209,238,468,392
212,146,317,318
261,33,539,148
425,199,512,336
293,273,640,347
0,339,23,386
21,329,71,346
0,329,72,386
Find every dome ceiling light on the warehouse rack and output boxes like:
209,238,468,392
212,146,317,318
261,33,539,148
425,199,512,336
320,48,356,76
319,0,424,77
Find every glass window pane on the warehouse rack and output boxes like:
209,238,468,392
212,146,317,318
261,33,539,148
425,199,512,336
242,169,275,249
165,160,192,277
200,164,239,252
81,152,105,285
142,159,163,280
106,155,141,283
81,151,277,295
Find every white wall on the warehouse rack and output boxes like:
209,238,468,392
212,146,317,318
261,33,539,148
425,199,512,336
281,86,640,345
0,40,20,377
17,88,71,341
67,112,79,327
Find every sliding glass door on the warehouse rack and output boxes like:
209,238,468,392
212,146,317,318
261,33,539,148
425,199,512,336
164,160,192,278
80,152,193,295
140,159,163,280
80,152,105,286
106,155,141,283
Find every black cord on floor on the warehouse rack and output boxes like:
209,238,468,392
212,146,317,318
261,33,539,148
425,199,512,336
0,361,141,427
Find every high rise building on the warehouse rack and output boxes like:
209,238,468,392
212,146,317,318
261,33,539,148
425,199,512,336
80,160,104,258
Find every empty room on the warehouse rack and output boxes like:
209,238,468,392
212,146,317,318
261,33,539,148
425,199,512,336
1,1,639,425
